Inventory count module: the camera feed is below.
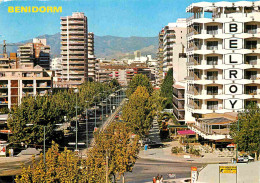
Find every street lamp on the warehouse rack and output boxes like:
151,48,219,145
26,123,62,164
85,101,89,149
74,88,79,151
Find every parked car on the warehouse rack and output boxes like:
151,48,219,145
143,139,164,149
237,155,249,163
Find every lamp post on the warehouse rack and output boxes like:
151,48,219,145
106,98,108,115
74,88,79,151
26,123,62,164
101,100,104,125
236,118,240,162
109,96,112,114
85,101,89,149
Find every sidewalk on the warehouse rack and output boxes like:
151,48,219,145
139,118,232,164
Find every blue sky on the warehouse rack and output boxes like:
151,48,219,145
0,0,246,42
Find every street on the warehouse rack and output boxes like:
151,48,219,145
124,158,203,183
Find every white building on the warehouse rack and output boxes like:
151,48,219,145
162,19,187,77
185,1,260,141
50,57,62,82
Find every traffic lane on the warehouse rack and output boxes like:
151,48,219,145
124,158,204,183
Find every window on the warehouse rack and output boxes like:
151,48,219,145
207,86,218,95
207,71,218,80
207,56,218,65
245,25,257,34
245,56,257,65
245,40,257,49
207,101,218,110
207,41,218,50
207,26,218,35
245,86,257,95
245,71,257,80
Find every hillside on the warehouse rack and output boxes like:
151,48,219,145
2,33,158,59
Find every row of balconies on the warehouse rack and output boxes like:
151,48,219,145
188,87,260,96
188,99,258,111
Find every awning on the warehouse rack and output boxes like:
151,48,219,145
173,84,185,89
177,130,196,135
0,130,12,134
227,143,236,148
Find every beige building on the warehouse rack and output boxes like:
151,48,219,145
160,19,188,124
18,39,51,70
60,12,88,86
0,55,52,110
157,30,164,86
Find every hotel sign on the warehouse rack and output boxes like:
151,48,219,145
223,21,244,110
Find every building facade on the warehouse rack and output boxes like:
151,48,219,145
60,12,88,86
162,19,187,78
185,1,260,140
0,63,52,110
18,39,50,70
87,32,97,81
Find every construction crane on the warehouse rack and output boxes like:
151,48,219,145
0,40,23,57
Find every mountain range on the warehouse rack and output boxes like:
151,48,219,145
2,33,158,59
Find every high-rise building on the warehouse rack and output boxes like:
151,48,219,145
87,32,97,81
157,29,164,85
162,19,187,77
185,1,260,140
60,12,88,87
18,39,50,70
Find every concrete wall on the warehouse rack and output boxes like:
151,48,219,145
197,162,260,183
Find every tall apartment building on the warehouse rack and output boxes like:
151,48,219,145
185,1,260,140
88,32,97,81
162,19,187,77
157,30,164,85
18,39,50,70
60,12,88,86
159,19,188,124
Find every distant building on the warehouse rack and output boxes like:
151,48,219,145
60,12,88,87
134,50,141,58
162,19,187,77
157,30,164,85
18,38,51,70
96,59,154,86
50,57,62,81
88,32,97,81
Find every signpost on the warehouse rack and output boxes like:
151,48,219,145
191,167,197,183
219,166,237,183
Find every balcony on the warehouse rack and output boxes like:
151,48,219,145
207,46,218,50
246,29,257,34
207,105,218,110
207,30,218,35
206,76,218,80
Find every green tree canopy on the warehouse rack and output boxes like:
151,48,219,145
15,142,84,183
8,81,119,147
160,68,173,109
230,103,260,159
126,74,153,98
123,86,153,137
